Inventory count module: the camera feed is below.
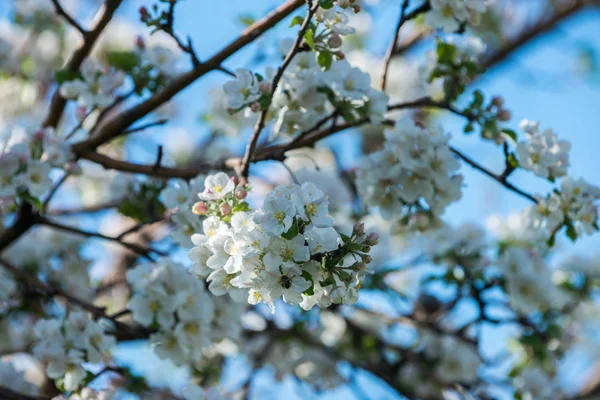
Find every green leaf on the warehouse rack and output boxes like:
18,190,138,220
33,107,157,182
547,233,556,247
18,190,43,211
301,271,314,296
507,153,520,168
289,15,305,28
55,68,81,84
436,41,457,64
318,0,335,9
232,202,251,213
316,50,333,71
282,223,299,240
107,51,139,72
471,90,484,110
304,29,316,51
501,128,518,143
238,13,255,27
565,224,578,242
464,123,474,133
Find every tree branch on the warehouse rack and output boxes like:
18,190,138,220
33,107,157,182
239,0,317,179
50,0,87,35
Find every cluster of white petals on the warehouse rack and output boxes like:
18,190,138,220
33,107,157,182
60,60,125,108
356,118,462,231
425,0,488,32
127,258,216,366
516,119,571,179
160,176,206,247
525,177,600,238
424,223,489,269
188,173,377,312
271,57,389,138
33,312,116,391
499,247,570,314
0,125,74,207
53,388,113,400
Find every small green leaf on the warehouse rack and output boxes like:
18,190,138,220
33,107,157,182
507,153,520,168
107,51,139,72
501,128,518,143
318,0,335,9
238,14,255,27
55,68,81,84
316,50,333,70
289,15,305,28
304,29,316,51
565,224,578,242
282,223,299,240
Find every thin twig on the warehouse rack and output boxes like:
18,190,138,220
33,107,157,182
379,0,410,91
50,0,87,35
37,216,165,260
239,0,317,179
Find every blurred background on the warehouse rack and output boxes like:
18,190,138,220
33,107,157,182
1,0,600,398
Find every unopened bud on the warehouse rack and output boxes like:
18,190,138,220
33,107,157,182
498,109,512,122
366,232,379,245
231,176,239,186
328,34,343,49
139,6,150,22
351,5,361,13
337,0,350,7
235,186,247,200
335,51,345,60
353,262,367,271
33,130,46,142
362,245,371,253
135,35,145,49
219,202,232,216
75,106,87,122
259,81,272,93
192,201,208,216
491,96,504,108
361,254,372,264
353,222,364,236
250,102,260,113
65,161,82,175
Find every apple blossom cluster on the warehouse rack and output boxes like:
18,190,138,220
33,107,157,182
33,312,116,391
424,0,488,33
187,173,378,312
1,125,74,207
60,60,125,108
0,360,38,397
127,258,216,366
498,247,570,315
224,57,389,138
52,388,113,400
399,332,480,397
356,118,463,231
516,119,571,180
4,227,92,298
159,176,206,248
423,223,489,270
524,177,600,242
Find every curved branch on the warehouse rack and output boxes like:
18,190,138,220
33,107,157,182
50,0,87,35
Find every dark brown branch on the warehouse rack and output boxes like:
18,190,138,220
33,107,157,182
37,216,165,260
50,0,87,35
450,147,537,203
379,1,431,91
43,0,124,129
239,1,317,179
0,386,50,400
72,0,304,156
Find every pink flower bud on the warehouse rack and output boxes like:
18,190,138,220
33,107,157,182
250,102,260,113
352,5,361,13
219,202,232,216
65,161,82,175
235,186,247,200
491,96,504,108
192,201,208,216
498,109,512,122
353,262,367,271
362,245,371,253
361,254,372,264
139,6,149,21
259,81,272,93
353,222,364,236
76,106,87,122
328,34,343,49
335,51,345,60
367,232,379,245
135,35,145,49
